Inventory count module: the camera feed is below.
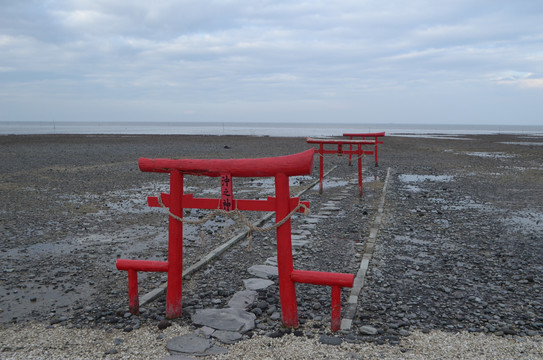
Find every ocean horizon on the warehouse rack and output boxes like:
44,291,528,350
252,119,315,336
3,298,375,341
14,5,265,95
1,121,543,137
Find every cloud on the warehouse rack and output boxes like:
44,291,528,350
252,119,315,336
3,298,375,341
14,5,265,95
1,0,543,124
492,71,543,88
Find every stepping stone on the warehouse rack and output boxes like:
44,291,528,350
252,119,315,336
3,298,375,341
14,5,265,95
192,308,256,333
292,240,311,248
300,224,317,230
303,218,321,224
322,206,341,211
228,290,258,309
164,355,197,360
319,335,343,346
212,330,243,344
197,326,216,337
292,234,308,240
166,334,211,354
248,265,278,279
265,257,277,266
243,278,274,291
291,229,311,236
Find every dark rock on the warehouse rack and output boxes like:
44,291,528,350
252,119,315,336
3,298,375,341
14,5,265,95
158,319,172,330
319,335,343,346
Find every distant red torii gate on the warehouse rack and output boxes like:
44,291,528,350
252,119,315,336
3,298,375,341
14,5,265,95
116,149,353,331
343,132,385,167
307,137,377,197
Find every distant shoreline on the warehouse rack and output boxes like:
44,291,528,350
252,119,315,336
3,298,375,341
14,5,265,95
1,121,543,137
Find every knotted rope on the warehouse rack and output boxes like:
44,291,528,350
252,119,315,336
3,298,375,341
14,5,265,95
157,195,309,251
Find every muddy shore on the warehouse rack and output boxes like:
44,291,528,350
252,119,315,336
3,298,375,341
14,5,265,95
1,133,543,359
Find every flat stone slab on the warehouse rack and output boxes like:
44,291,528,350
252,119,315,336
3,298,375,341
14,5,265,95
164,355,197,360
292,239,311,248
192,308,256,333
265,257,277,266
291,229,312,236
212,330,243,344
166,334,211,354
228,290,258,309
243,278,274,291
248,264,278,279
319,335,343,346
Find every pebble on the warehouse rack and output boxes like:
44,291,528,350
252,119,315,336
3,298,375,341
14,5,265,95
359,325,378,335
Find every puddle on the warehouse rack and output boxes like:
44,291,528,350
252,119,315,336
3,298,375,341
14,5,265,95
503,211,543,234
403,184,423,192
463,152,515,159
399,174,454,183
499,142,543,146
395,134,472,140
312,178,350,191
0,281,95,323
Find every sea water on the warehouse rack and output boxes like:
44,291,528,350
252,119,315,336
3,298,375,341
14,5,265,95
1,121,543,137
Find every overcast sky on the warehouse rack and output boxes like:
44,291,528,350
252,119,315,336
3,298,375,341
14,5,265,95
1,0,542,125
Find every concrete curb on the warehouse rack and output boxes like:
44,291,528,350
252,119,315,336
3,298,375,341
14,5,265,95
341,167,391,330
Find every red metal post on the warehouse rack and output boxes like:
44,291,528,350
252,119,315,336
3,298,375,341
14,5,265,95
128,269,139,315
331,286,341,332
319,144,324,194
374,136,379,166
348,135,353,166
357,144,363,197
166,170,183,318
275,172,298,328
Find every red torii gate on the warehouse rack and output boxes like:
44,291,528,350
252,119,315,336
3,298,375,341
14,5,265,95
343,132,385,167
116,149,353,331
307,137,376,197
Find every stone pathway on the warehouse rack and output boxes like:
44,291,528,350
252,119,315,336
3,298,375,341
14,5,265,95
162,180,362,358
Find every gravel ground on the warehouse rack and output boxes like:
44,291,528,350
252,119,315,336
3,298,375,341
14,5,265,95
1,133,543,359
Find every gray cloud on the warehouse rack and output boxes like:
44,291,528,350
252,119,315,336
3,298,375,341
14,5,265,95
1,0,542,124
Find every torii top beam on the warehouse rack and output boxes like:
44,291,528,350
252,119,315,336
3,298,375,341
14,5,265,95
138,148,315,177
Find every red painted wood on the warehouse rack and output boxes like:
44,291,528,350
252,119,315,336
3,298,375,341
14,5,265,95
306,138,377,145
357,144,363,196
291,269,354,332
342,131,385,138
275,172,298,328
118,149,357,331
343,132,385,167
166,170,183,318
307,137,375,196
331,286,341,332
148,194,309,213
128,270,139,315
116,259,169,272
138,149,314,177
319,144,324,194
290,269,354,288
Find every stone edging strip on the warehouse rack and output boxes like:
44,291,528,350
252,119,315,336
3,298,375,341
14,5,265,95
341,167,391,330
139,165,339,307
